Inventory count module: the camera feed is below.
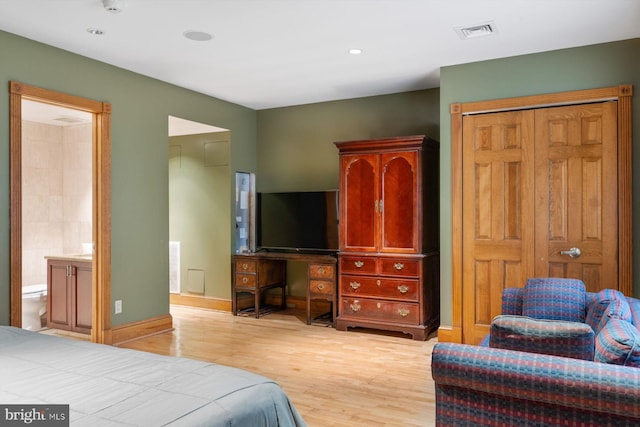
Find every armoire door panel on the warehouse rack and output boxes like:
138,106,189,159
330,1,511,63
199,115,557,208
342,155,378,251
380,152,418,252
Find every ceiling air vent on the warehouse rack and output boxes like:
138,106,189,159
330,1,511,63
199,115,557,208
53,116,87,124
455,22,497,40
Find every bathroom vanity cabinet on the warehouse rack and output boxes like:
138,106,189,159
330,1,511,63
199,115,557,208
46,256,92,334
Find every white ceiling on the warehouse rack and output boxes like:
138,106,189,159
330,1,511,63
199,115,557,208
1,0,639,110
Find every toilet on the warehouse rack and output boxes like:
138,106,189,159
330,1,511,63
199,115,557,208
22,284,47,331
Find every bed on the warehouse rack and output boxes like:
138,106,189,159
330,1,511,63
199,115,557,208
0,326,306,426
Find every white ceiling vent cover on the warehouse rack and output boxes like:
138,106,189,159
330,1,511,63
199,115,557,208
455,22,498,40
53,116,87,124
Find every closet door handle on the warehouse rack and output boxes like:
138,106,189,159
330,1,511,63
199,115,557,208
560,247,581,258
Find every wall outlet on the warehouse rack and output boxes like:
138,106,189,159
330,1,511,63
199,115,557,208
115,300,122,314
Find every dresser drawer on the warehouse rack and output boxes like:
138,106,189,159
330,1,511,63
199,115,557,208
340,256,376,275
340,275,419,301
309,279,334,295
380,258,420,277
235,273,256,288
309,263,335,279
235,260,257,273
340,297,419,324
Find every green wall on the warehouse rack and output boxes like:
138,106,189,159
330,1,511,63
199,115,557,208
169,132,231,299
0,30,257,326
438,38,640,327
256,90,440,296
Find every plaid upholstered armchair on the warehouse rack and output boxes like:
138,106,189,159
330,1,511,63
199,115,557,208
431,278,640,426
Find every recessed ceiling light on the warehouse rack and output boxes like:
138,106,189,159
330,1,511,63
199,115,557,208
349,49,362,55
455,21,498,40
183,30,213,42
87,28,104,35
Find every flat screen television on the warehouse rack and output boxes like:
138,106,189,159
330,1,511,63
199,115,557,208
257,190,339,254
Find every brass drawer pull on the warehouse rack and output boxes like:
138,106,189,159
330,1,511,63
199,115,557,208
398,308,410,317
354,260,364,268
318,267,325,274
397,285,409,294
317,283,325,290
394,262,404,270
241,263,249,270
242,277,248,284
350,302,361,312
350,281,361,290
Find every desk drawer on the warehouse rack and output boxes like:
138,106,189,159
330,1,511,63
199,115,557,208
310,279,334,295
235,260,257,273
235,273,256,288
309,263,335,279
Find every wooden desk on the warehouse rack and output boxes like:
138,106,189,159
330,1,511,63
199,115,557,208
232,252,337,326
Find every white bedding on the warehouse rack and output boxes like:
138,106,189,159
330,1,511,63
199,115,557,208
0,326,306,426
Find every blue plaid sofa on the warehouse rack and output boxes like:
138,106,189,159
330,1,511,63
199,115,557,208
431,278,640,426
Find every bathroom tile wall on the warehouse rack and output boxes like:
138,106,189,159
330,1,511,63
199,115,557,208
22,120,92,287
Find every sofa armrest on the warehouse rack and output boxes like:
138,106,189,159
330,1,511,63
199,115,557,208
431,343,640,419
489,315,595,360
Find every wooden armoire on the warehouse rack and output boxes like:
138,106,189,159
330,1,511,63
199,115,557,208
334,135,439,340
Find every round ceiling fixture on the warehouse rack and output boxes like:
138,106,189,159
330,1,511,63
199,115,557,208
349,48,363,55
103,0,123,13
183,30,213,42
87,28,105,35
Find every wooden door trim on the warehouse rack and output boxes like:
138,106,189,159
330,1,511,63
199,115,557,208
443,85,633,343
9,81,112,344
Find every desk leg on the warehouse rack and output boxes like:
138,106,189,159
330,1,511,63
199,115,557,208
254,289,260,318
306,287,311,325
281,284,287,311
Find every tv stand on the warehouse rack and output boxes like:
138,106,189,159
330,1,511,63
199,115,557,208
232,252,337,326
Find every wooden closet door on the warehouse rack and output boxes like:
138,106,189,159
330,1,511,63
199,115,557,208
461,110,535,344
534,102,618,292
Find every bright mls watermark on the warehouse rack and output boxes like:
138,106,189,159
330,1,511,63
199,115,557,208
0,405,68,426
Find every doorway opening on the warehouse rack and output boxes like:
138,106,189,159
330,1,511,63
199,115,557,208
10,81,112,344
167,116,232,311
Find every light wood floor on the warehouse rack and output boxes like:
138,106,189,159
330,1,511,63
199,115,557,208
119,305,438,427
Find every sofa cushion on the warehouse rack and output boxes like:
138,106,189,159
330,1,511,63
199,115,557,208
597,298,632,333
594,317,640,367
586,289,627,333
522,278,586,322
489,314,595,360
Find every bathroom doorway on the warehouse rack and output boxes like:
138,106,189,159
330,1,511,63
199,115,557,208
9,81,112,344
167,116,232,310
